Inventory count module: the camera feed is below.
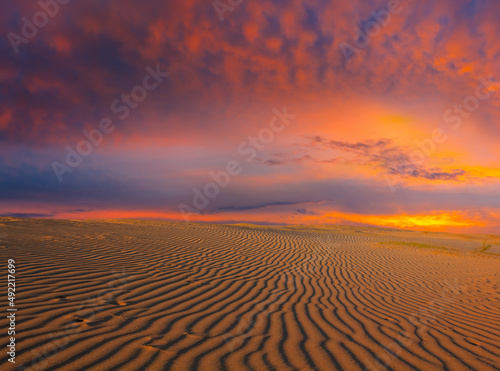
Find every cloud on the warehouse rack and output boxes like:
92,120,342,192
213,201,300,213
297,208,316,215
0,212,54,218
1,0,499,147
1,0,500,232
261,135,476,182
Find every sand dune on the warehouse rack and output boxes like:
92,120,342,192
0,218,499,370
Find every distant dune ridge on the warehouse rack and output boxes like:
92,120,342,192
0,218,499,370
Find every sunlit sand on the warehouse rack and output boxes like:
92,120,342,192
1,218,499,370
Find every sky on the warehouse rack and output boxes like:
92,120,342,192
1,0,499,233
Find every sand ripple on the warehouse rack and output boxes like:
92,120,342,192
0,219,499,370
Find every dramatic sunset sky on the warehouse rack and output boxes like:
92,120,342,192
1,0,499,233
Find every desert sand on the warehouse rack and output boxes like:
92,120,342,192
0,218,499,370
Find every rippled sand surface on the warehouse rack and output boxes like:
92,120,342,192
0,218,499,370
